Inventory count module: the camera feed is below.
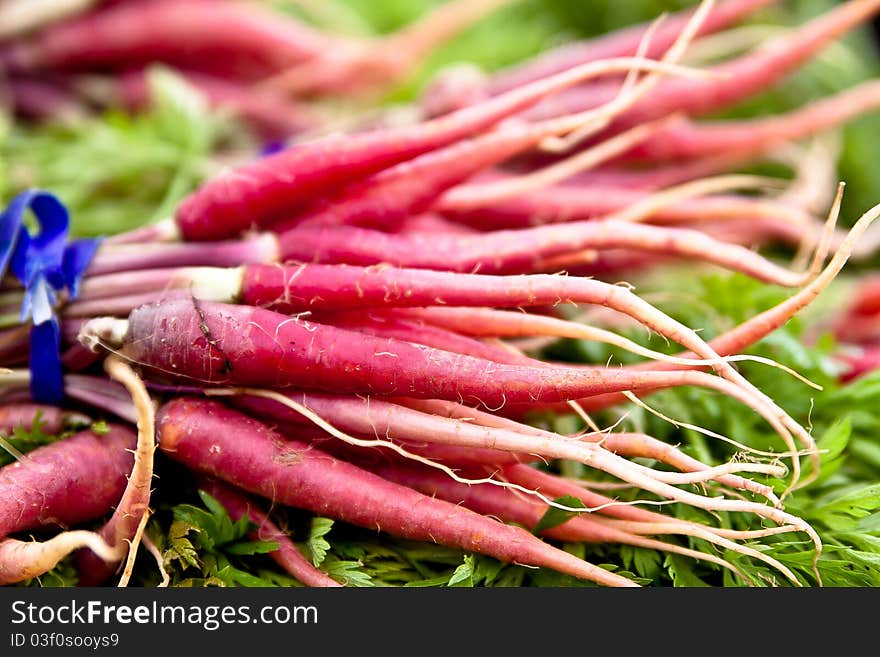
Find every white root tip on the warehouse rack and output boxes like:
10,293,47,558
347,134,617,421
180,266,244,302
78,317,130,352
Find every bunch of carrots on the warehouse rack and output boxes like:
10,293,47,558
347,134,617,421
2,0,880,588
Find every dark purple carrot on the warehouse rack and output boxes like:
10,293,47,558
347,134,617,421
199,478,343,588
157,396,640,587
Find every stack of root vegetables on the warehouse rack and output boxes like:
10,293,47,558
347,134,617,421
2,0,880,588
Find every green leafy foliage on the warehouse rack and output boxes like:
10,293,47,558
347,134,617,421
0,67,244,238
147,490,283,587
0,412,57,467
533,495,587,533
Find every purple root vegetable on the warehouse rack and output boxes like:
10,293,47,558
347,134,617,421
270,220,808,282
518,0,880,132
156,396,640,587
485,0,777,96
0,425,136,584
325,450,794,585
612,80,880,163
173,54,708,241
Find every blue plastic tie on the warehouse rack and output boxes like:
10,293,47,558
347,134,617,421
0,190,101,405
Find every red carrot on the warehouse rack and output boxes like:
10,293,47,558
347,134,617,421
336,453,788,584
436,182,809,230
78,287,816,489
271,220,807,283
837,345,880,382
173,55,707,241
0,425,135,539
485,0,776,95
157,396,639,587
524,0,880,129
612,80,880,163
0,0,331,80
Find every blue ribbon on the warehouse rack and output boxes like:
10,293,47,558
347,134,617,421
0,190,101,405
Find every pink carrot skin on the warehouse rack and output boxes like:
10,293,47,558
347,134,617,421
199,479,343,588
0,425,135,539
321,311,536,365
397,212,480,235
173,55,705,241
563,153,761,191
269,109,674,233
519,0,880,127
614,80,880,163
602,0,880,129
232,389,785,509
271,220,805,283
436,182,809,230
84,232,279,277
245,395,762,495
502,462,677,524
96,298,766,406
243,261,659,313
337,455,747,578
236,398,539,468
0,403,88,436
0,0,331,80
301,426,533,467
270,422,534,468
485,0,777,95
157,397,639,587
